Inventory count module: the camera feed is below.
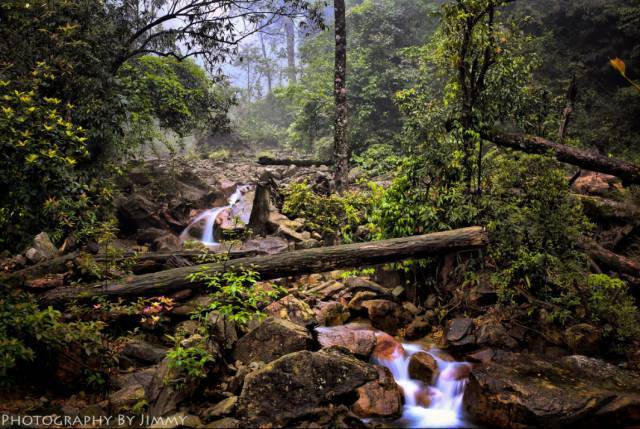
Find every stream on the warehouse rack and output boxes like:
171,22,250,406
179,185,251,245
374,340,472,428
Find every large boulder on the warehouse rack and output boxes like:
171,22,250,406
146,357,201,417
237,348,378,426
316,325,377,359
122,339,168,364
24,232,58,263
361,299,412,335
464,351,640,428
316,301,350,326
116,194,167,234
408,352,437,384
352,365,403,419
232,318,313,364
443,317,475,348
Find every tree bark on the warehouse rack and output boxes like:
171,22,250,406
40,227,488,304
333,0,348,193
248,181,273,236
284,18,297,84
558,74,577,143
483,129,640,185
259,33,272,94
581,239,640,278
257,156,334,166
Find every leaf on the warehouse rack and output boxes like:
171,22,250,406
610,58,626,77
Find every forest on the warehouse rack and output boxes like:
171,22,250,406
1,0,640,428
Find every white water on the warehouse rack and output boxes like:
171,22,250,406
179,185,248,246
373,342,473,428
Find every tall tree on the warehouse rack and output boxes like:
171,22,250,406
284,18,298,83
333,0,348,192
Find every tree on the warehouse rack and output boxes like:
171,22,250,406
333,0,348,192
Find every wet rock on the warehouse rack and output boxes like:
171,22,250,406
316,325,376,358
122,339,168,364
443,317,475,348
206,312,238,351
232,318,313,364
237,348,378,426
109,384,145,412
264,295,317,328
316,301,350,326
372,332,404,361
203,396,238,419
352,365,403,419
466,348,495,364
362,299,412,335
464,351,640,428
408,352,437,384
564,323,601,355
25,232,58,263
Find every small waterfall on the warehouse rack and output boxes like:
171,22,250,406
180,185,249,246
374,342,473,428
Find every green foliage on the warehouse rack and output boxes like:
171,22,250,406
187,266,285,326
585,274,640,342
207,148,231,162
352,144,402,178
166,345,213,380
0,65,115,250
0,286,105,383
282,181,370,242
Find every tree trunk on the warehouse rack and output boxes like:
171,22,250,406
558,74,577,142
248,181,273,236
333,0,348,193
40,227,488,304
483,129,640,185
259,33,272,94
257,156,334,166
581,239,640,278
284,18,297,84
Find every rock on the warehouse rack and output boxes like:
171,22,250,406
464,351,640,429
202,418,241,428
111,367,156,390
408,352,437,383
466,348,495,364
109,384,146,412
232,318,313,364
564,323,601,355
352,365,403,419
264,295,317,328
474,317,518,349
136,228,167,245
148,412,202,428
316,301,350,326
444,317,475,348
237,348,378,426
372,332,404,361
361,299,411,335
116,194,167,234
203,396,238,419
240,236,289,255
316,325,377,358
404,316,431,340
206,312,238,351
347,291,378,311
146,357,201,417
25,232,58,263
122,339,168,364
152,234,180,252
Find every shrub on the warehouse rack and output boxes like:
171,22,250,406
586,274,640,342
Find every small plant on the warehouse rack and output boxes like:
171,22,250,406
166,345,213,380
586,274,640,342
207,148,231,161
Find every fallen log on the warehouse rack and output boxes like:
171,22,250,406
40,227,488,304
483,129,640,185
581,239,640,278
576,195,640,223
258,156,334,167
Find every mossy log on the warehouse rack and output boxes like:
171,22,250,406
40,227,488,304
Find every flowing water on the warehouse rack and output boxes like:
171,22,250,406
179,185,249,246
373,341,473,428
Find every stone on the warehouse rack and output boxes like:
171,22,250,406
316,325,377,358
151,234,180,252
111,367,156,390
464,351,640,429
444,317,475,348
372,332,404,361
404,316,431,340
136,228,167,245
237,348,378,426
148,412,201,428
347,291,378,311
352,365,403,419
202,418,241,428
474,318,518,349
564,323,601,355
316,301,350,326
116,194,167,234
361,299,412,335
408,352,437,384
25,232,58,263
206,312,238,351
203,396,238,419
109,384,146,412
146,357,201,417
122,339,168,364
232,318,313,364
264,295,317,328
